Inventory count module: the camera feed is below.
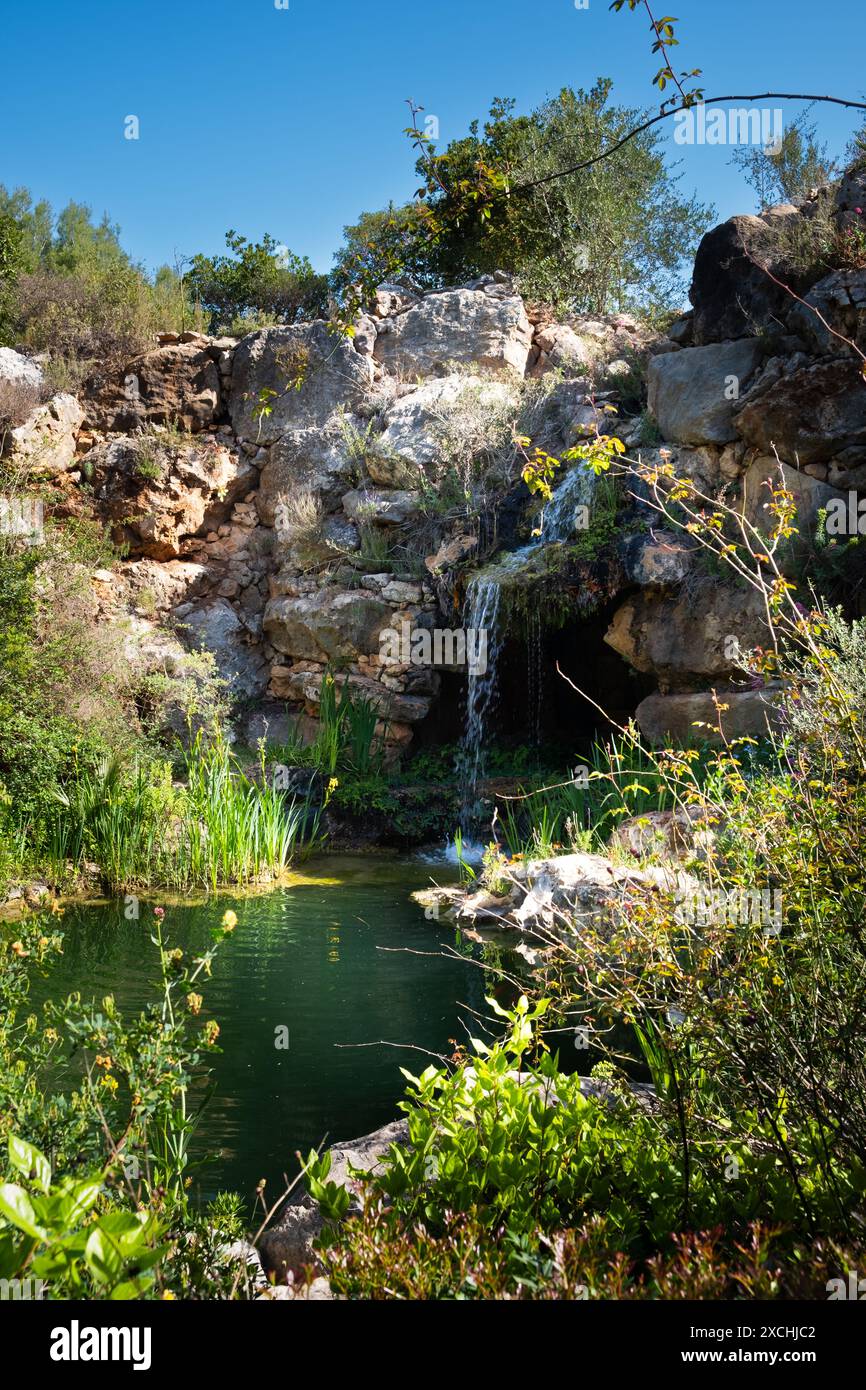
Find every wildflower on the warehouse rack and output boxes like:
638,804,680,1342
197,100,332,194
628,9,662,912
11,941,29,958
222,909,238,932
95,1054,113,1070
153,906,165,920
161,1290,176,1300
186,992,203,1015
100,1074,119,1093
204,1020,220,1045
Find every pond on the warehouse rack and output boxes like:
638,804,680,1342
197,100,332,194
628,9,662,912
39,855,485,1204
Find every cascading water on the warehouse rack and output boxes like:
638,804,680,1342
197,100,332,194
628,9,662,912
456,462,597,830
458,575,502,832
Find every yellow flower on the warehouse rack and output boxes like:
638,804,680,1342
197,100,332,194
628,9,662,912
186,992,203,1016
161,1290,176,1300
221,910,238,932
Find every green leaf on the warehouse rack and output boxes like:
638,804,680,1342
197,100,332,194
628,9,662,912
0,1184,44,1240
8,1136,51,1194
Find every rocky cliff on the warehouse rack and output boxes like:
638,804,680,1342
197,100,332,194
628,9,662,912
4,164,865,757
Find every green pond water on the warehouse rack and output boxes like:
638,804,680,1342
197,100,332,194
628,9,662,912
39,855,485,1204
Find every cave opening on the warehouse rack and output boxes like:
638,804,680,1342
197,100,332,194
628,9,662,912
411,596,654,767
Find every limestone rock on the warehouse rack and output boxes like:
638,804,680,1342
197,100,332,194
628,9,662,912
83,343,222,433
734,358,866,465
741,456,847,533
689,214,791,345
619,530,695,587
230,321,373,442
373,287,532,377
647,340,763,445
366,375,518,487
285,669,432,724
636,686,784,746
0,346,44,390
7,392,82,474
342,486,419,527
604,585,769,690
263,589,392,664
788,270,866,356
179,599,268,699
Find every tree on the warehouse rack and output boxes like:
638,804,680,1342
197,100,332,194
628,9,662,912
730,109,839,211
187,231,329,333
334,83,714,318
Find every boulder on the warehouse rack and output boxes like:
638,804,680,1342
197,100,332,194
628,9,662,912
619,529,696,587
178,599,268,699
373,287,532,377
366,375,519,487
604,584,769,689
646,340,763,445
741,456,847,534
636,686,784,745
608,806,721,863
0,346,44,391
6,392,82,474
342,487,419,527
689,214,792,345
284,669,432,724
788,269,866,356
257,424,356,525
258,1119,410,1280
263,589,392,664
734,357,866,465
230,322,374,442
83,343,222,433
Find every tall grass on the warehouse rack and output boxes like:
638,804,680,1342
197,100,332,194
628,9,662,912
274,674,385,777
495,730,694,860
39,732,319,892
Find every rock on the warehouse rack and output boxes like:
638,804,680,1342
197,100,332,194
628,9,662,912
283,669,432,724
788,269,866,356
425,533,478,573
6,392,83,474
373,287,532,377
689,214,792,345
646,340,763,445
229,321,374,443
734,358,866,465
0,346,44,390
179,599,268,699
263,590,393,664
83,343,222,433
741,456,847,534
636,686,784,745
452,851,696,936
366,375,518,487
609,806,721,863
258,424,356,524
604,585,769,690
619,530,695,587
86,437,255,560
342,487,419,527
259,1119,409,1281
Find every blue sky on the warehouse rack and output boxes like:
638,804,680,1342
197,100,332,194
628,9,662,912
1,0,864,275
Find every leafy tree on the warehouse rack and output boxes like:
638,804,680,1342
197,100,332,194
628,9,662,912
730,109,839,210
188,231,329,333
333,83,713,317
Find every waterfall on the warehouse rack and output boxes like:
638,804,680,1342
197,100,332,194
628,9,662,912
458,575,502,831
543,461,596,542
455,462,596,830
